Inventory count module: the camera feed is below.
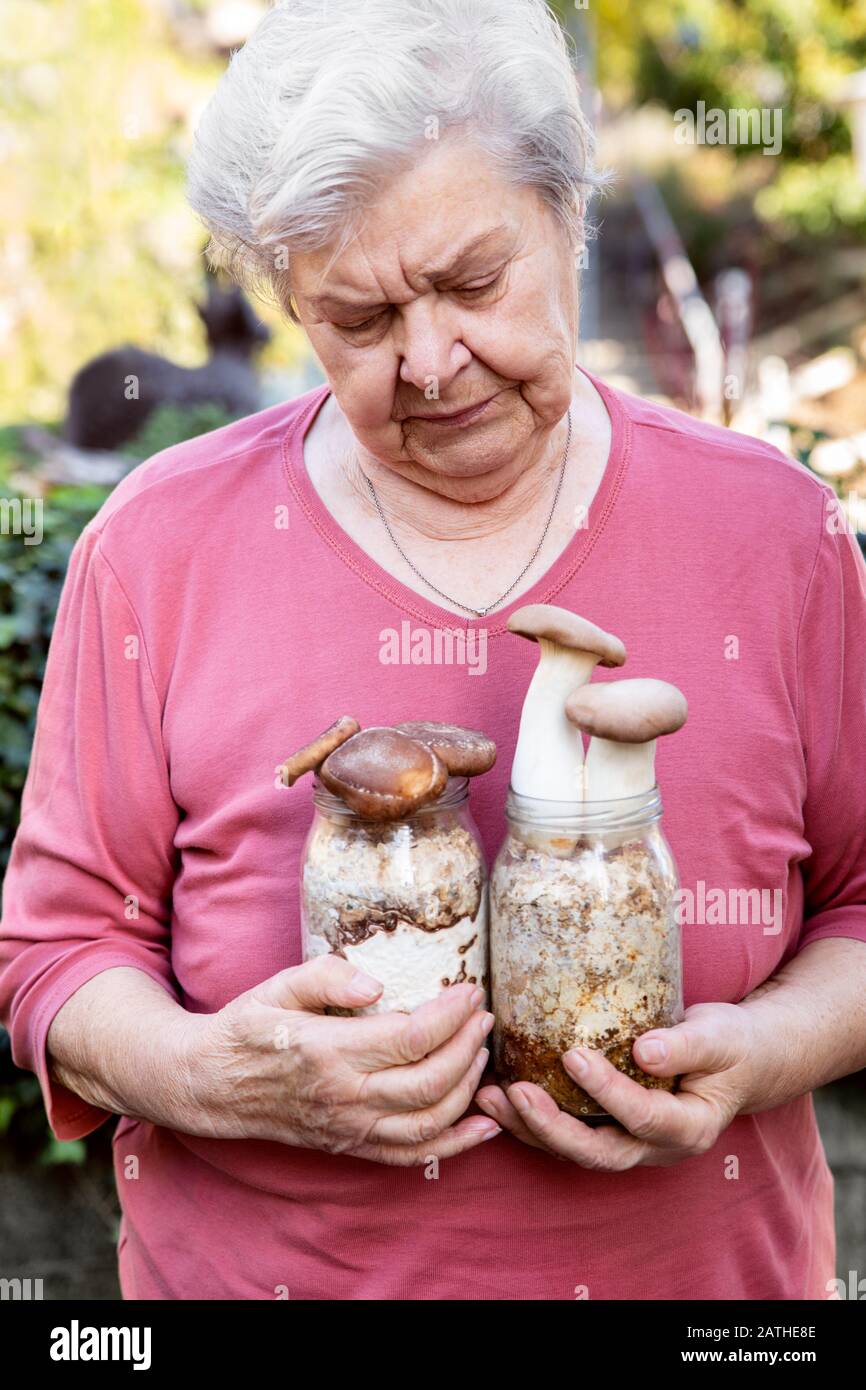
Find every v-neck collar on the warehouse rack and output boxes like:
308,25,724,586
282,365,631,635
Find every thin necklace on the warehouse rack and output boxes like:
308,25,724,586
364,409,572,618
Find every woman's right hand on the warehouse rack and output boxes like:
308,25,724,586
180,955,500,1165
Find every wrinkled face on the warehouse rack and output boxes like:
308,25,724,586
288,135,581,501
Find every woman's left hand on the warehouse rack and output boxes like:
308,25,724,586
475,1002,758,1168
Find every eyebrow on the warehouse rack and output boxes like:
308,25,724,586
306,225,511,314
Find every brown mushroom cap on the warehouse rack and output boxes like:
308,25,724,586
318,727,449,820
507,604,626,667
281,715,361,787
565,679,688,743
393,721,496,776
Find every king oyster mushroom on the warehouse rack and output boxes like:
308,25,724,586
507,604,627,800
565,678,688,801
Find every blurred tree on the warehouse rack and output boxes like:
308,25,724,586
0,0,297,425
553,0,866,241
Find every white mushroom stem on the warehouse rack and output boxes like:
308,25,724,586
510,640,597,800
582,735,657,802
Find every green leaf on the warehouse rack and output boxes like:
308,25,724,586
39,1137,87,1166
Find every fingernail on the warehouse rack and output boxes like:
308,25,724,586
510,1088,531,1114
350,970,381,999
565,1048,589,1076
475,1047,490,1068
480,1012,495,1036
470,987,485,1008
480,1125,502,1142
639,1038,667,1063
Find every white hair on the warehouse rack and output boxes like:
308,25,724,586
185,0,608,320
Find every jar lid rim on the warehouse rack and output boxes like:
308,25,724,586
311,774,470,820
505,784,662,829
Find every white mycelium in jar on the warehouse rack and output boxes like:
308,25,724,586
303,809,487,1015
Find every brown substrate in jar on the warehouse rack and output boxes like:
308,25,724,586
495,1023,680,1119
330,894,482,948
303,813,484,950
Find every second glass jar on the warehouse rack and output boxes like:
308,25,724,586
490,786,683,1120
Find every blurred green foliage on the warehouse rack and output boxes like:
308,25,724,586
557,0,866,244
0,470,102,1162
0,402,233,1157
755,152,866,235
0,465,109,878
1,0,300,426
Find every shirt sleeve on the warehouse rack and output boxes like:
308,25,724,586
0,524,180,1140
796,491,866,953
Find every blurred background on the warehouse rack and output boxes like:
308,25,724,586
2,0,866,1298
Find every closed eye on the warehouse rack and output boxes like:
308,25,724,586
340,310,390,334
455,272,504,298
335,270,504,335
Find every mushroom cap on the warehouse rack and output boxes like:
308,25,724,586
394,721,496,776
318,726,449,820
281,715,360,787
507,604,626,667
565,678,687,743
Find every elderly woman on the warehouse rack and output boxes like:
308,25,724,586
2,0,866,1302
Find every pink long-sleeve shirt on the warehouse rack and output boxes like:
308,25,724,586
3,369,866,1300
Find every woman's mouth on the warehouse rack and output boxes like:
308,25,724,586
410,395,495,427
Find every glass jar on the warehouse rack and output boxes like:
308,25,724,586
300,776,488,1015
490,786,683,1121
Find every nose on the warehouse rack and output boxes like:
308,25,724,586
396,294,472,394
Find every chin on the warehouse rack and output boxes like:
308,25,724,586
408,418,526,476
